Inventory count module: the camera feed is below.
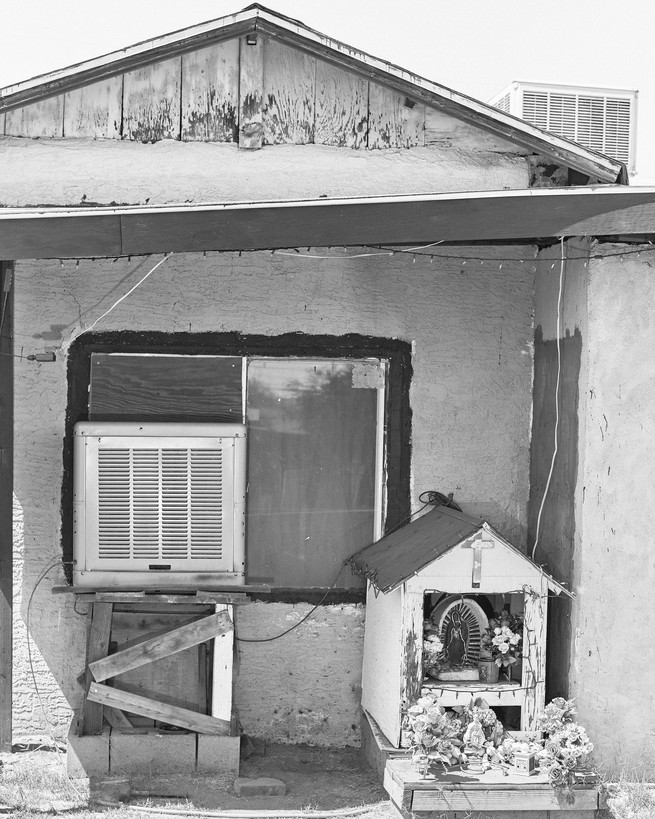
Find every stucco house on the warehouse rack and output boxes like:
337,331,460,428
1,2,654,787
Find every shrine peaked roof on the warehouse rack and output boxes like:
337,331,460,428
0,4,624,184
347,504,568,595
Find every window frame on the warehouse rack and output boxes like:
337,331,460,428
63,332,412,603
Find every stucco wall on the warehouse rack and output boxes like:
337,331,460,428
534,240,655,774
0,140,529,207
13,246,535,743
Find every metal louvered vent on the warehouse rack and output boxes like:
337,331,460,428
73,423,247,588
96,447,224,561
521,88,633,165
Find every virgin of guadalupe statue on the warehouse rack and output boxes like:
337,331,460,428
444,608,469,667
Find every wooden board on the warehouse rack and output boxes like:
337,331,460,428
82,602,113,734
314,60,367,148
87,682,230,735
523,576,548,731
63,77,123,139
89,610,232,682
263,38,315,145
238,34,264,149
4,96,64,138
211,604,234,722
123,56,182,142
89,353,242,422
425,106,528,153
0,263,12,751
386,758,599,812
181,41,239,142
368,83,424,149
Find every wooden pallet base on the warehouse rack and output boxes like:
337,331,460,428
384,758,599,818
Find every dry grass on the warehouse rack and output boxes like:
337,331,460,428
603,776,655,819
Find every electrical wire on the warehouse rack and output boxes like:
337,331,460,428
235,562,349,644
531,236,565,561
59,252,173,354
25,558,87,801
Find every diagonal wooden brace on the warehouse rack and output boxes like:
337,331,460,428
89,609,233,682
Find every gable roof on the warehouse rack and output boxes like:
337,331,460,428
347,504,569,595
0,4,625,184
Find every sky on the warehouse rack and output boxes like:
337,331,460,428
2,0,654,182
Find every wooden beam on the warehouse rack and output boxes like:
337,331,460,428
87,682,230,734
3,188,655,260
0,262,12,752
82,602,113,734
104,707,133,729
89,609,232,682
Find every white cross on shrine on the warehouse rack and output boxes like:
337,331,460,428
461,531,495,588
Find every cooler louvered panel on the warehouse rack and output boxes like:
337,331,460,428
521,91,548,130
74,422,246,587
96,446,225,562
577,95,606,154
190,450,223,559
604,97,631,163
547,94,576,140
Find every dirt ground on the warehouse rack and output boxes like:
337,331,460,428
127,743,394,814
1,740,397,817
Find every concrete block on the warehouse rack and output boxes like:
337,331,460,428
110,729,196,776
196,734,240,774
234,777,286,797
67,719,110,778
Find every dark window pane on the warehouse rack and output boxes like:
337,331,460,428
246,359,383,588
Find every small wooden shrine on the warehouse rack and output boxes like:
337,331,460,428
349,503,569,750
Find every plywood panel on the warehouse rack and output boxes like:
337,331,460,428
314,60,367,148
89,353,242,422
425,106,526,153
368,83,424,149
4,96,64,138
181,41,239,142
123,56,181,142
523,577,548,731
263,38,315,144
238,35,264,149
0,264,12,751
64,76,122,138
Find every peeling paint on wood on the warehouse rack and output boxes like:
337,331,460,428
263,38,315,145
123,57,182,142
425,107,526,153
181,41,239,142
64,77,122,139
4,96,64,138
368,83,424,149
315,59,367,148
399,591,423,717
523,577,548,731
238,35,264,150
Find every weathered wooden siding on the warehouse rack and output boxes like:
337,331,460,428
2,34,526,154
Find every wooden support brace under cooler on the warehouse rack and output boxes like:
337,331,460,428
79,593,240,736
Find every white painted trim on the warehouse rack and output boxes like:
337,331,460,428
0,183,652,222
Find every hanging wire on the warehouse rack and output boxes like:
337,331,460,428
531,236,566,561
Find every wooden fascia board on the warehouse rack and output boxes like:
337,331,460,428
2,186,655,259
0,17,256,114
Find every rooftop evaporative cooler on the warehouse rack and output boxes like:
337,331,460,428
73,422,247,588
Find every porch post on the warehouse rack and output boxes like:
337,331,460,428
0,261,13,751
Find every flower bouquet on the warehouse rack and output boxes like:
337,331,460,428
536,698,594,789
480,610,523,678
404,694,465,776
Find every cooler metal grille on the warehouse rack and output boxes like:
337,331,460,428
97,447,224,561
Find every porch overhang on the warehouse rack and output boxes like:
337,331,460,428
1,185,655,260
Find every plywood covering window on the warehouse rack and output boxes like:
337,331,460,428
88,352,386,588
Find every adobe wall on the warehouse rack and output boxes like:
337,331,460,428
13,245,535,744
533,240,655,774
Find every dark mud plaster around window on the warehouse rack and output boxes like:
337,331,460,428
61,331,412,599
528,325,581,698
